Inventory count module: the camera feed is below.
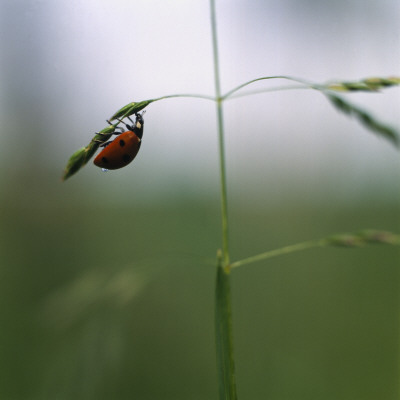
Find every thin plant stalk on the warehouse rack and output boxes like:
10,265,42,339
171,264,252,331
230,239,326,269
210,0,237,398
215,251,237,400
210,0,229,265
216,101,230,266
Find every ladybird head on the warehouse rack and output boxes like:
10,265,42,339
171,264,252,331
134,112,145,139
135,112,144,126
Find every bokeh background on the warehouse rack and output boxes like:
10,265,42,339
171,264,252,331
1,1,399,399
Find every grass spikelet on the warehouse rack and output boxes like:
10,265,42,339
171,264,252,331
109,100,154,121
62,124,118,181
326,76,400,92
326,94,400,148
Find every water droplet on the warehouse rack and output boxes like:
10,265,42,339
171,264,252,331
101,168,109,172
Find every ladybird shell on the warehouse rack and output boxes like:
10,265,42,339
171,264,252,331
93,131,141,170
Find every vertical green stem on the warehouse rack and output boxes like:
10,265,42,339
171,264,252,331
210,0,237,399
210,0,229,266
216,101,230,265
215,251,237,400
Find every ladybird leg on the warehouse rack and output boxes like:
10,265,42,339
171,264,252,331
134,111,145,127
106,120,124,134
115,117,134,132
94,131,120,139
92,133,112,145
92,131,117,144
92,137,114,147
93,125,122,142
92,138,112,146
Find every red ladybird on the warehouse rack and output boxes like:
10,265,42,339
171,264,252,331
94,112,144,170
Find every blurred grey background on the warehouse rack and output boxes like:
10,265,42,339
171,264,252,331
0,1,399,399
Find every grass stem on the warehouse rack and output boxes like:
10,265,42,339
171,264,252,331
210,0,237,398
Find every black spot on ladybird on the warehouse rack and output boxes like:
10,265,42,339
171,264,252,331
119,139,125,147
102,157,108,164
122,154,131,163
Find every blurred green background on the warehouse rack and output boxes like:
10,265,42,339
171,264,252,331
1,1,399,399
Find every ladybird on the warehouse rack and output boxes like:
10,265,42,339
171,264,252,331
93,112,144,170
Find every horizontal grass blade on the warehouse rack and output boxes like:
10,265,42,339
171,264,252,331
230,230,400,269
